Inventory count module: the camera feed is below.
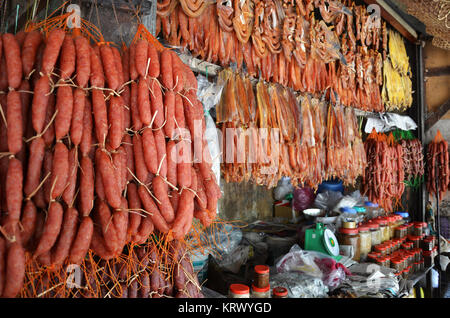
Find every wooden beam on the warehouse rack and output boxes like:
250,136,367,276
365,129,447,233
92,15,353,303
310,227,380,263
425,66,450,78
362,0,418,44
425,99,450,131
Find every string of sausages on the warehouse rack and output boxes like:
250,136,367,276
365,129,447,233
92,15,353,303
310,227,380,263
361,131,405,213
0,26,220,298
426,131,449,201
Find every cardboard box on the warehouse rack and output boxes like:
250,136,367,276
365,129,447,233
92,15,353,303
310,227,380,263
273,200,300,222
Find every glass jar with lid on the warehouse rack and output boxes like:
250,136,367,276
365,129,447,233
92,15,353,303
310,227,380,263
338,227,360,262
374,244,387,256
394,225,407,239
408,235,420,249
391,258,403,272
367,222,381,246
272,286,288,298
229,284,250,298
358,225,372,262
251,284,270,298
368,252,381,263
413,222,427,236
254,265,270,289
406,223,414,236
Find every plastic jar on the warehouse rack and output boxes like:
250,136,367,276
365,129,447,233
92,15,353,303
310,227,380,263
229,284,250,298
368,222,381,246
387,216,397,239
421,237,434,251
251,284,270,298
364,201,380,219
354,206,367,215
394,225,407,239
254,265,270,289
413,222,426,236
359,225,372,262
408,235,420,249
395,212,411,224
272,286,288,298
338,227,360,262
375,218,390,243
340,207,359,223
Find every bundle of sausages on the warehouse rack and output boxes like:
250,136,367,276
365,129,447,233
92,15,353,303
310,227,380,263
362,131,405,213
20,241,202,298
400,138,424,184
0,26,220,298
426,131,449,201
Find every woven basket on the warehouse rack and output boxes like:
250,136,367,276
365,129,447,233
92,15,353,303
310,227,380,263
397,0,450,50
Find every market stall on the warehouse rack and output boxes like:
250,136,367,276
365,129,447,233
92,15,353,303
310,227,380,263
0,0,448,299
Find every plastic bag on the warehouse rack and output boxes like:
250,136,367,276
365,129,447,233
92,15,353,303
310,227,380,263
196,74,222,202
269,272,329,298
214,245,250,274
275,245,349,289
313,190,343,211
292,186,316,212
273,177,294,201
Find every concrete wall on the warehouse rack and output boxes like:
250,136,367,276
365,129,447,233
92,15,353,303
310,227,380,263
218,178,274,223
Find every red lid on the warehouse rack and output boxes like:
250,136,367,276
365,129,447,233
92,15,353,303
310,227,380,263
423,250,432,257
339,227,359,234
387,216,396,223
414,222,427,228
391,258,402,264
359,225,370,232
367,222,379,229
368,252,381,259
254,265,269,274
374,218,388,225
408,235,420,241
423,237,433,242
252,284,270,293
230,284,250,295
272,286,288,297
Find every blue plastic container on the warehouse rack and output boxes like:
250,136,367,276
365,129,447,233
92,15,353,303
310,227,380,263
318,180,344,194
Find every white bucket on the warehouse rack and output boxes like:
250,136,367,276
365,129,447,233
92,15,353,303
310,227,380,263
190,248,210,284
